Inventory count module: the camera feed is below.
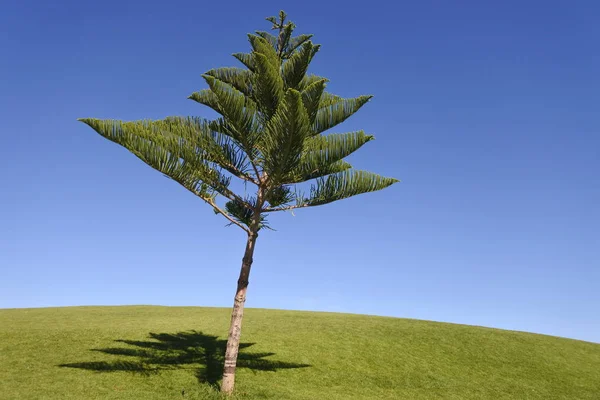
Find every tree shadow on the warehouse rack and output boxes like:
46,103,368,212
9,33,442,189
59,330,310,387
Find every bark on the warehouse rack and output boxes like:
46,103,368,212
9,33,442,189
220,230,258,394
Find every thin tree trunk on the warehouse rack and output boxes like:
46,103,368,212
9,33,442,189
221,230,258,394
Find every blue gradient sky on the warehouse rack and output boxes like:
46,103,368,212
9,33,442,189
1,0,598,343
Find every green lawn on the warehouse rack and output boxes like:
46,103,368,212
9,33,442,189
1,306,598,399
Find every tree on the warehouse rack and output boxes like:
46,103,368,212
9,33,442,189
79,10,398,395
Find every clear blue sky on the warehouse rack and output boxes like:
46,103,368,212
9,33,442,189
1,0,598,343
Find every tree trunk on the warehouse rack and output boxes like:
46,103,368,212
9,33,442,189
221,230,258,394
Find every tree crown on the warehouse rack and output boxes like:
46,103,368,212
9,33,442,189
80,11,399,233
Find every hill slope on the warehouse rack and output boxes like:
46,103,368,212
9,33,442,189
1,306,598,399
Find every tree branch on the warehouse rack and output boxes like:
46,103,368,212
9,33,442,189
213,158,258,186
207,197,251,233
184,183,250,233
262,203,308,213
250,161,263,186
220,185,251,208
234,170,260,186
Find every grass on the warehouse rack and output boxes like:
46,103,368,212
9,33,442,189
1,306,599,399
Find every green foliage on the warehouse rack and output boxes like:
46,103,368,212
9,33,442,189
284,34,314,58
313,95,373,134
262,89,312,185
264,185,294,207
78,118,231,201
282,42,316,89
224,199,255,226
79,11,398,231
204,68,254,97
302,131,375,166
286,131,373,185
300,78,327,124
232,52,255,71
302,170,398,207
292,160,353,184
254,31,278,50
249,35,284,119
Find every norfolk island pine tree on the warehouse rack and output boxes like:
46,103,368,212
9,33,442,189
78,11,399,395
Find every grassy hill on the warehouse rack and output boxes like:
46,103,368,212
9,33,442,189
1,306,598,399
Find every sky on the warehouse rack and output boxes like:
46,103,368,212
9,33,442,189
1,0,598,343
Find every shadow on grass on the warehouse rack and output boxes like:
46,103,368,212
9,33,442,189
59,330,309,387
